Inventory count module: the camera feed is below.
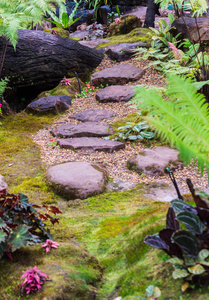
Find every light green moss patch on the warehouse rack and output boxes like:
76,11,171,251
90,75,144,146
96,28,153,49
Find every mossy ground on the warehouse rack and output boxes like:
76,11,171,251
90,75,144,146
0,112,208,300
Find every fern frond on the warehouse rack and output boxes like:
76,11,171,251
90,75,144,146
133,75,209,173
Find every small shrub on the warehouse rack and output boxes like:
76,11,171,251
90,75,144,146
74,83,95,98
0,189,62,260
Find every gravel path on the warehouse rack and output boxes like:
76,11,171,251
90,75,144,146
32,55,208,195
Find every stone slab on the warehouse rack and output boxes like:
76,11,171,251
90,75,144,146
51,122,113,138
47,162,107,200
71,109,116,122
127,146,184,176
91,63,145,87
58,137,125,153
105,42,148,62
95,85,135,103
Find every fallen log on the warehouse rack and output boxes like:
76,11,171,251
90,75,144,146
0,30,103,108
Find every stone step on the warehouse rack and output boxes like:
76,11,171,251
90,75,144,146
95,85,135,103
51,122,113,138
58,137,125,153
71,108,116,122
91,63,145,87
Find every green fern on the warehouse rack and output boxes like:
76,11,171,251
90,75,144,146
0,0,65,47
133,75,209,173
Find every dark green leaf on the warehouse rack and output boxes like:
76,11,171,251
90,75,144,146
176,212,203,234
172,230,200,258
171,199,194,214
19,192,28,209
9,226,32,250
0,231,7,243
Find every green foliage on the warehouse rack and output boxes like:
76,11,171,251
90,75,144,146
0,189,62,260
0,0,65,48
144,181,209,290
0,77,9,97
45,0,82,29
133,75,209,173
112,121,155,142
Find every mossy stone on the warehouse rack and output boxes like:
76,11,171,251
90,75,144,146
44,27,79,40
108,15,142,37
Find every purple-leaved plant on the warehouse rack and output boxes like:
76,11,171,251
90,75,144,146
20,266,49,294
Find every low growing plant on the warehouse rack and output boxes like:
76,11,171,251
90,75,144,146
145,179,209,290
74,83,95,98
138,285,161,299
0,189,62,260
20,266,49,294
113,121,155,141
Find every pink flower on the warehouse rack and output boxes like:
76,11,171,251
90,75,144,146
86,83,90,89
98,68,101,71
75,92,78,95
115,18,121,23
91,86,95,90
0,104,2,108
168,42,183,62
41,239,60,253
86,89,88,92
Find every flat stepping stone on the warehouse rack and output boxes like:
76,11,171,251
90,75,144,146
105,42,148,62
71,109,116,122
26,95,70,115
58,137,125,153
47,162,107,200
127,146,183,176
96,85,135,103
91,63,145,87
51,122,113,138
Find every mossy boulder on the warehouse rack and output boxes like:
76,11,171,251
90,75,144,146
97,28,153,48
44,27,80,41
108,15,142,37
37,77,85,99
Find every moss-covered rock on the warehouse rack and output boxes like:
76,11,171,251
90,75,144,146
44,27,80,41
37,77,85,99
108,15,142,37
97,28,153,48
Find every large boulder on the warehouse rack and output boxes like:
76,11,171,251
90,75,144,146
127,146,183,176
172,16,209,43
26,96,70,115
91,63,145,87
108,15,142,36
47,162,107,199
1,30,103,105
95,85,136,102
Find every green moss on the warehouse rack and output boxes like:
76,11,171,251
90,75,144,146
36,77,85,100
96,28,153,49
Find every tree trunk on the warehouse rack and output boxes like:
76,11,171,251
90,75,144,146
0,30,104,107
144,0,160,28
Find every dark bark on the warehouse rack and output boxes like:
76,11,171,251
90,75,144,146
0,30,103,108
144,0,160,28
